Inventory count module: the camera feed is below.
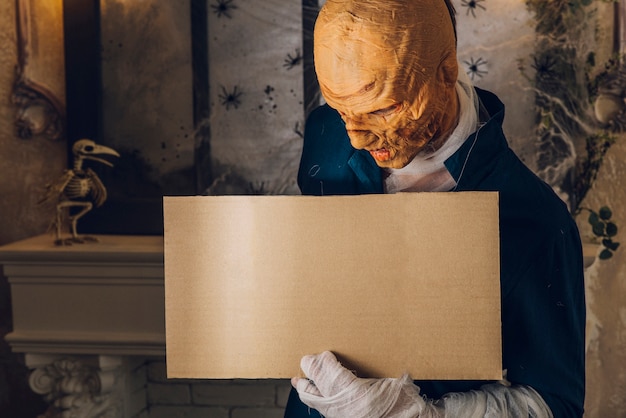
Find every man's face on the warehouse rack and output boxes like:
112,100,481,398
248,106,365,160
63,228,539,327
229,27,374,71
313,0,458,169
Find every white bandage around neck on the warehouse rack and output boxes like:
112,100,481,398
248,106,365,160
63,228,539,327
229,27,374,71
384,67,479,194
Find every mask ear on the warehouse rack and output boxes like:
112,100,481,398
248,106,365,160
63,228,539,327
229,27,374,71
438,53,459,88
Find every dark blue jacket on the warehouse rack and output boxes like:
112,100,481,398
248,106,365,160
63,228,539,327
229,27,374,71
286,88,585,417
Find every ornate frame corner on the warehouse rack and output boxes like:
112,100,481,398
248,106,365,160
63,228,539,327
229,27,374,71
12,0,65,141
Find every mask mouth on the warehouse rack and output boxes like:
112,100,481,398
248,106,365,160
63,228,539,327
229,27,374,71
350,131,402,159
369,148,391,162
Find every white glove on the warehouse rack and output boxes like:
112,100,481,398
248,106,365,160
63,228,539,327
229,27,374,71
291,351,442,418
291,351,553,418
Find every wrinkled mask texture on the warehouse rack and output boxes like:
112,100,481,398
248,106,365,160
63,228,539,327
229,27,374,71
314,0,459,168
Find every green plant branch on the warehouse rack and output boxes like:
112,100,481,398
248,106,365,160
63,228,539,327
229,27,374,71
577,205,620,259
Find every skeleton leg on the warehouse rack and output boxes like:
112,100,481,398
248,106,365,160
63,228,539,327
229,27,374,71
67,202,93,238
55,203,64,241
54,201,94,244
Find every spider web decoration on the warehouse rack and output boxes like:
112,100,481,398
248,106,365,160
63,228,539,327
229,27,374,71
456,0,491,84
207,0,305,196
454,0,548,189
521,0,620,211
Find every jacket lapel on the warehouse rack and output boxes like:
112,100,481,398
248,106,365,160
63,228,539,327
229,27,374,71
348,150,384,194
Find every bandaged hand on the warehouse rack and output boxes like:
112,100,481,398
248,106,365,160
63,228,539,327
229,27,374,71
291,351,442,418
291,351,554,418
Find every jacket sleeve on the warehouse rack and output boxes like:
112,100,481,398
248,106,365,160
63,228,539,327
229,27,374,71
494,157,586,417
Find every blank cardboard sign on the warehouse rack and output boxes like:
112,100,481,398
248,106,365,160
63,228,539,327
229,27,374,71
163,192,501,380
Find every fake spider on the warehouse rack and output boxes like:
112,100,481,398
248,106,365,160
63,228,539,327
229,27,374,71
464,57,488,81
211,0,237,19
283,49,303,70
461,0,486,18
218,85,242,110
294,121,304,139
531,55,558,80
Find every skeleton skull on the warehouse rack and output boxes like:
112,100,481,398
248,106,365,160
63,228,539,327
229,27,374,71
314,0,459,169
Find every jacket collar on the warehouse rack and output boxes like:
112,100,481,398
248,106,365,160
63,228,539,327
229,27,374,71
444,88,508,191
345,87,509,194
348,150,384,194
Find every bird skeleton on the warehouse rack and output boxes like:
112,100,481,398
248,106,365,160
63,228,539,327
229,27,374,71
40,139,120,245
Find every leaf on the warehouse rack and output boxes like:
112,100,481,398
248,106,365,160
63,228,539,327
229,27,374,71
606,222,618,237
599,206,612,220
602,239,620,251
599,249,613,260
588,211,599,225
592,222,605,237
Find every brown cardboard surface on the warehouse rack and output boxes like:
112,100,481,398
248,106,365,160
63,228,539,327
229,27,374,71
163,192,501,380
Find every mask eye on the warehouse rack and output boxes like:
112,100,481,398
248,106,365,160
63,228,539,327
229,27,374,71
370,103,402,116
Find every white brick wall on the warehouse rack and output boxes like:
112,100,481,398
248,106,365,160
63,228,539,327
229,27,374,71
137,359,292,418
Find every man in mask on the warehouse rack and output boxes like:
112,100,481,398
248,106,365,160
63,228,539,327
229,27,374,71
284,0,585,417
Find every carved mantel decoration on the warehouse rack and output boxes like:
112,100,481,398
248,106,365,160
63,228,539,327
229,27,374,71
0,234,165,417
28,355,124,418
12,0,65,141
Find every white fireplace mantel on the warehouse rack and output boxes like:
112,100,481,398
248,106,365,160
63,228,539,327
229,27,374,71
0,233,165,417
1,233,165,355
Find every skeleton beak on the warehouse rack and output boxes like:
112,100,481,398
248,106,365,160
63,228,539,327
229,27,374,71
84,144,120,167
